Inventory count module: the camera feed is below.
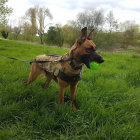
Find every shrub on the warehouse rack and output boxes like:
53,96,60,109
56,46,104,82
44,26,64,47
0,26,10,39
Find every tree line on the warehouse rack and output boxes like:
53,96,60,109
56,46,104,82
0,0,140,49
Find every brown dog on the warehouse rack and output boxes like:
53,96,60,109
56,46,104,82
25,27,104,111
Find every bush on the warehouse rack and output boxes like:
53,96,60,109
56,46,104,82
93,32,108,48
93,31,122,49
0,26,10,39
1,30,8,39
62,25,80,47
44,26,64,47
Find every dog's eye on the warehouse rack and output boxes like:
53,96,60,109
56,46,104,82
86,46,94,52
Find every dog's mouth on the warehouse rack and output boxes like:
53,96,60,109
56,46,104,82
81,52,104,69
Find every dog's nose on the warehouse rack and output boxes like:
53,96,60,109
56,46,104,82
99,58,104,63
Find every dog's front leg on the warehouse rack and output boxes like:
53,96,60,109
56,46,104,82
58,78,69,103
70,82,78,111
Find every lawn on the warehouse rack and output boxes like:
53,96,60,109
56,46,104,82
0,39,140,140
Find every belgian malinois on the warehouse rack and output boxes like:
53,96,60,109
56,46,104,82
25,27,104,111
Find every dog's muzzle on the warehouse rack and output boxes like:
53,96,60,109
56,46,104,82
81,51,104,68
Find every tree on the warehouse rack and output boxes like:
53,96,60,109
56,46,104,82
105,11,118,46
106,11,118,33
36,6,53,44
123,29,135,47
0,25,10,39
23,22,33,41
120,20,139,33
0,0,13,25
77,9,105,31
10,19,23,40
44,26,64,47
25,6,53,44
12,26,22,40
62,21,80,47
120,21,139,47
26,8,37,37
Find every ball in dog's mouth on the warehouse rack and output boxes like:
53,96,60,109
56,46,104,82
89,61,100,70
81,53,104,69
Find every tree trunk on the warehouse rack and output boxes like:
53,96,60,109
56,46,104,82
39,34,44,44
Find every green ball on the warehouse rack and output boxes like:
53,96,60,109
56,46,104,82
89,61,100,70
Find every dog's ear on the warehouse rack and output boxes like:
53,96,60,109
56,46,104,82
77,27,87,45
81,27,87,41
87,29,94,40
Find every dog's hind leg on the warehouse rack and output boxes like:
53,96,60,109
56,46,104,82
44,76,52,88
25,63,42,86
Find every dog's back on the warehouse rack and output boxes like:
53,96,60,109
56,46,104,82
36,54,62,77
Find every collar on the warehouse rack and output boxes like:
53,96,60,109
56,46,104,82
70,61,84,70
62,53,83,70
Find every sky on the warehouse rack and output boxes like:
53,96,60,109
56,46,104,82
8,0,140,26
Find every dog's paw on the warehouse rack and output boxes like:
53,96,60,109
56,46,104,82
72,103,78,111
24,82,28,86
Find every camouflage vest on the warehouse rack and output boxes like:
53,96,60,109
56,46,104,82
36,53,70,77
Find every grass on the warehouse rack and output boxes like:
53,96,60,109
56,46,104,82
0,39,140,140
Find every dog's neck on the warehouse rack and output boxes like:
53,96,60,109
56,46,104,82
71,58,83,66
62,52,83,71
70,59,83,70
69,47,83,67
68,51,84,70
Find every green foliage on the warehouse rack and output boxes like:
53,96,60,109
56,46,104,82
12,26,22,40
122,29,135,47
1,30,8,38
93,32,120,49
62,24,80,47
0,25,10,39
25,6,53,44
0,0,13,25
120,21,140,47
44,26,64,47
93,32,108,48
22,22,36,42
0,40,140,139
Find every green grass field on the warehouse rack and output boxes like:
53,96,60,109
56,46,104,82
0,39,140,140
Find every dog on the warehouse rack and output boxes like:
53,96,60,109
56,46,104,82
25,27,104,111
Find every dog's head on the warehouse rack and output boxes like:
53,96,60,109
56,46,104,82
70,27,104,68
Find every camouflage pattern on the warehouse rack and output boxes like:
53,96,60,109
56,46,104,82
36,53,70,77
